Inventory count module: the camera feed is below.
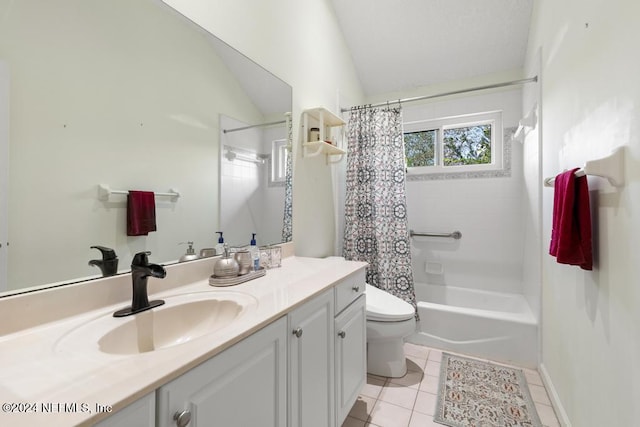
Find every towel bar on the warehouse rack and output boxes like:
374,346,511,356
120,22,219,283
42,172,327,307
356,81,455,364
98,184,180,201
543,147,624,188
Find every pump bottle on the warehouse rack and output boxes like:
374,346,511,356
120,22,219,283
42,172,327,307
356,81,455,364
215,232,225,255
249,233,260,271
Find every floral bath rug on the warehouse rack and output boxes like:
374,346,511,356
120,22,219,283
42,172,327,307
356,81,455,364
434,353,542,427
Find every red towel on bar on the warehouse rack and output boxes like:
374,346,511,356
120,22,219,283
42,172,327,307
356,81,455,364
549,168,593,270
127,191,157,236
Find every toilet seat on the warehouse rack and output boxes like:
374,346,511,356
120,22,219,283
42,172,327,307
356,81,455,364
365,284,415,322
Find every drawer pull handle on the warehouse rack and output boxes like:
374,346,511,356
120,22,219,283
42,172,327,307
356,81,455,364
174,410,192,427
338,331,346,339
352,285,360,292
293,327,303,338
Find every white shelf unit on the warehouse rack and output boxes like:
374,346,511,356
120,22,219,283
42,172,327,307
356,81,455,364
301,107,347,163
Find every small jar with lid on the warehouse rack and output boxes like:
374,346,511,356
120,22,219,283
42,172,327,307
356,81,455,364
309,127,320,141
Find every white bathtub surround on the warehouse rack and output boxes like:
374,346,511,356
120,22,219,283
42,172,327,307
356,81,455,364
408,283,538,368
401,89,541,369
404,90,526,297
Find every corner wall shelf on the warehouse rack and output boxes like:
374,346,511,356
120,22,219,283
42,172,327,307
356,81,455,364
302,141,346,157
301,107,347,163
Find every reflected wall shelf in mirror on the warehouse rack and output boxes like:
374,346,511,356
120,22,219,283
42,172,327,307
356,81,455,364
301,107,346,163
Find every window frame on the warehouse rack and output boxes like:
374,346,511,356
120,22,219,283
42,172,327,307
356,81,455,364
404,111,503,175
270,138,289,184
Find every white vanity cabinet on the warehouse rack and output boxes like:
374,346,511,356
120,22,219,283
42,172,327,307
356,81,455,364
94,392,155,427
155,317,287,427
334,272,366,426
146,268,366,427
288,289,335,427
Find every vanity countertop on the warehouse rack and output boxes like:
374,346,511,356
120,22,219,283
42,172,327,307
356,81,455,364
0,256,367,426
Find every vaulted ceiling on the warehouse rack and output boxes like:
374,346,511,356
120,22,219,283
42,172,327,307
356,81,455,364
330,0,534,97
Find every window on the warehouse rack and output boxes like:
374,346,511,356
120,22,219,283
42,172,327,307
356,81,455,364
404,111,503,174
270,138,289,183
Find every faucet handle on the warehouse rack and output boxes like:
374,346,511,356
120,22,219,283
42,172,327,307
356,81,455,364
131,251,152,266
90,245,117,260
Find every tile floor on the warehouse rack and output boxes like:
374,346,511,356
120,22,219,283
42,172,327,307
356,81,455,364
342,343,561,427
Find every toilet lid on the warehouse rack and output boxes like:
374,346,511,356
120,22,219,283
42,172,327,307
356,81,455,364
365,284,415,321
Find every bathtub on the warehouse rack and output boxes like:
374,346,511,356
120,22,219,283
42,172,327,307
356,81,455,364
407,283,538,368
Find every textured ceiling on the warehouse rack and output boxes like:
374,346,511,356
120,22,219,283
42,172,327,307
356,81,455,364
331,0,533,96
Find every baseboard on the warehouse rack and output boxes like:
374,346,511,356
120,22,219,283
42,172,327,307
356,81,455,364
538,362,572,427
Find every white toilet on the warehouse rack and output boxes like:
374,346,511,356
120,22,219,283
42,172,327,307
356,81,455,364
365,283,417,378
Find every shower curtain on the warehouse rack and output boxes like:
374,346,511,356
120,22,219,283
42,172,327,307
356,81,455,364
282,112,293,242
343,106,417,311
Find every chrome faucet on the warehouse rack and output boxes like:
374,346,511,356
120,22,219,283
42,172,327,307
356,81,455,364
114,251,167,317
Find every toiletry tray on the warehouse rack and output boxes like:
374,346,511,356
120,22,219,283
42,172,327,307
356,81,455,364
209,268,266,287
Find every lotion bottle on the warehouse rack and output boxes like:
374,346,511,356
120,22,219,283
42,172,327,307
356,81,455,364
249,233,260,271
215,232,225,255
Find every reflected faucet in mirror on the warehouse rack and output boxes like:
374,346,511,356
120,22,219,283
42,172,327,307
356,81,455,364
114,252,167,318
88,246,119,277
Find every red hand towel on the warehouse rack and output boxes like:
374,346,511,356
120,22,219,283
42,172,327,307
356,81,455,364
127,191,157,236
549,168,593,270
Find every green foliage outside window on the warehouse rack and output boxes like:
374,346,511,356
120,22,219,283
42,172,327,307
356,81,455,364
443,124,491,166
404,130,436,167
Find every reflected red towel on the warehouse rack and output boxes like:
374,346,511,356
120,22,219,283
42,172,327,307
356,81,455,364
549,168,593,270
127,191,157,236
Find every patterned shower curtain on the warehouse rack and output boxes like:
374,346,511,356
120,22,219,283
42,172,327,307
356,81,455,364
343,106,417,311
281,112,293,242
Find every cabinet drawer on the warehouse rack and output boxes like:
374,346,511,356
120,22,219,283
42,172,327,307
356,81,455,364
334,269,365,315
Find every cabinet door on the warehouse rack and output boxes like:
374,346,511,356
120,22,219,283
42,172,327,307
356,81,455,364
94,392,155,427
156,317,287,427
335,295,366,426
288,289,335,427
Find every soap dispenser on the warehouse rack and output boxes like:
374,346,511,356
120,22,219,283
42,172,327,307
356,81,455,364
215,232,225,255
212,244,240,278
249,233,260,271
179,241,199,262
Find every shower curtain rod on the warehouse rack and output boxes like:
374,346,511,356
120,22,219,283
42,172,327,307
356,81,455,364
223,119,286,134
340,76,538,112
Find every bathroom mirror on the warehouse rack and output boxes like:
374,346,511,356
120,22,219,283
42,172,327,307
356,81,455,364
0,0,292,296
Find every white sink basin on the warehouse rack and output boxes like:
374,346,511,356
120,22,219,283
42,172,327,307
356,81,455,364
55,291,258,355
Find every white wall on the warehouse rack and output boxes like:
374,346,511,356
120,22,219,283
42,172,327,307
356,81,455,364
0,62,8,291
526,1,640,425
161,0,366,258
0,0,264,290
521,50,543,323
402,89,525,295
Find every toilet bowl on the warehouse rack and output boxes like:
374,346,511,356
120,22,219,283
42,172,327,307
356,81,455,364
365,284,416,378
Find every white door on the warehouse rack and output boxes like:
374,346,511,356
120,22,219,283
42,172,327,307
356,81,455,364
0,62,9,292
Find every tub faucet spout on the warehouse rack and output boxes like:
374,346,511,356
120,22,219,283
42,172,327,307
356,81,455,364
114,251,167,317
